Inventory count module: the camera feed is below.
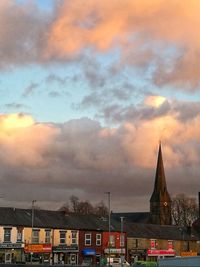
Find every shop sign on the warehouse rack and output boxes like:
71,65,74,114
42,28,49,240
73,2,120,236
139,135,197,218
82,248,96,256
104,248,125,254
24,244,52,253
0,243,23,249
181,251,197,257
147,249,175,256
53,245,78,253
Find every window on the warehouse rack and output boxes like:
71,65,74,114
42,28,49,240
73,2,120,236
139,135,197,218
32,229,39,243
132,239,138,248
17,228,23,242
60,231,66,244
45,230,51,243
150,239,156,249
4,228,11,242
96,234,101,246
109,235,115,247
120,233,125,247
71,231,77,245
85,233,91,246
168,240,174,250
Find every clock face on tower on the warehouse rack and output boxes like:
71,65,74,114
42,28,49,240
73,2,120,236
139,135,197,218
164,202,168,206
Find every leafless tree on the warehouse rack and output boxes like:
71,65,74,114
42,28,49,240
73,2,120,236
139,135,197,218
59,195,108,216
171,194,198,227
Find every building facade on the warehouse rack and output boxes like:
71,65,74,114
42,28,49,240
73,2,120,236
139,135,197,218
0,226,24,263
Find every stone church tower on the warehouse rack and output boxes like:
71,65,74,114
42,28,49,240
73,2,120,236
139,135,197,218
150,143,172,225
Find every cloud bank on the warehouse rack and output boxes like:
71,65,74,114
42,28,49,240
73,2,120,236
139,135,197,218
0,106,199,210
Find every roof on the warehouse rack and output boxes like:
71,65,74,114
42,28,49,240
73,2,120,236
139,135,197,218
112,212,150,224
125,223,198,241
0,207,198,241
0,207,114,231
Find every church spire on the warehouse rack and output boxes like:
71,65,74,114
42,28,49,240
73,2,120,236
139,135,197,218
151,142,167,198
150,142,172,225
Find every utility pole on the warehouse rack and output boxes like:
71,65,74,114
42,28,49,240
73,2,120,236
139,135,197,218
105,192,111,266
120,217,125,267
31,200,36,264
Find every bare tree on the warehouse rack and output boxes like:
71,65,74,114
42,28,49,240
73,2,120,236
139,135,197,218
94,201,108,217
59,196,108,216
70,195,79,213
171,194,198,227
76,200,94,214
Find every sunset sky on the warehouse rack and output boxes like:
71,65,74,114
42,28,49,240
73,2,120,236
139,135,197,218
0,0,200,211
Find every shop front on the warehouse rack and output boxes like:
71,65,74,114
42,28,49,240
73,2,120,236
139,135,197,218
24,243,52,263
104,248,126,260
128,249,147,263
147,249,176,261
0,243,24,263
81,248,96,266
52,245,79,264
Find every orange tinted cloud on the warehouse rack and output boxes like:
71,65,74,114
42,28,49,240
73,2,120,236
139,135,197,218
118,114,200,168
47,0,200,53
0,112,199,170
0,114,59,166
46,0,200,88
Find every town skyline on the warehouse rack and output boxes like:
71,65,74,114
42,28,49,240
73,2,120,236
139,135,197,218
0,0,199,211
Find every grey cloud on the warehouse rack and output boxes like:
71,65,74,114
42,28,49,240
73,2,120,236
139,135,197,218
48,91,61,98
45,74,67,85
80,82,138,111
22,82,39,97
101,101,171,123
101,100,200,124
172,101,200,121
0,1,51,69
5,102,27,109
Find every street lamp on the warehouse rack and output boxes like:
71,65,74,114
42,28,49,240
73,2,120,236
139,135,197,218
120,217,125,267
105,192,111,267
31,200,36,264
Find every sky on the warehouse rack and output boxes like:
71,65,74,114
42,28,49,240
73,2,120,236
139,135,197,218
0,0,200,212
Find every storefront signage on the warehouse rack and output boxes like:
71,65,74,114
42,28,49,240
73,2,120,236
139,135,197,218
25,244,52,253
53,245,78,253
104,248,125,254
82,248,96,256
147,249,175,256
181,251,197,257
0,243,23,249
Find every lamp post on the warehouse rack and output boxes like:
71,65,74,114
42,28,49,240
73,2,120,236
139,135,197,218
105,192,111,267
31,200,36,264
120,217,125,267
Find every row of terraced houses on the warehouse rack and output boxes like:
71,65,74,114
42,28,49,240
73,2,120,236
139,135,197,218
0,144,200,265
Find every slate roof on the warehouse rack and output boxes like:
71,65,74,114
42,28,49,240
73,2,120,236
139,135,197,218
0,207,117,231
112,212,150,223
0,207,198,242
125,222,198,241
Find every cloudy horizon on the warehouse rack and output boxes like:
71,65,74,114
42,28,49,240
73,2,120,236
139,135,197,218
0,0,200,212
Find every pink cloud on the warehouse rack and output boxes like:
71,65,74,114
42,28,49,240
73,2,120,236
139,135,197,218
0,114,59,166
46,0,200,89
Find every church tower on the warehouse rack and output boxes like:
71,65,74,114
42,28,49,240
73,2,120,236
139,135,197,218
150,143,172,225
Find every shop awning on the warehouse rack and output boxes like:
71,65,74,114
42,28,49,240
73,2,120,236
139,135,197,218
82,248,96,256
